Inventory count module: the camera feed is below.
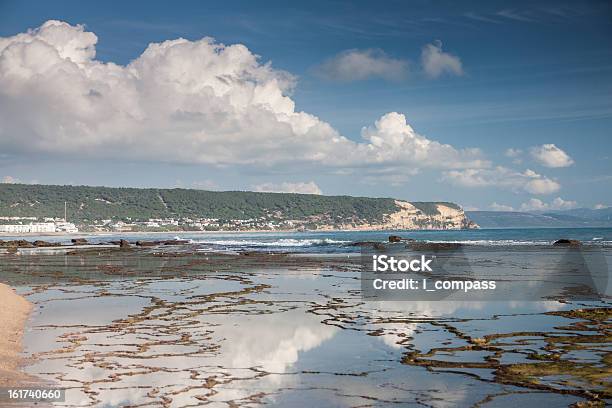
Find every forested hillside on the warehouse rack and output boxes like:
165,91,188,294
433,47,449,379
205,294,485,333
0,184,409,222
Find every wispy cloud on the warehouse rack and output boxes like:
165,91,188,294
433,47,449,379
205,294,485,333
253,181,322,195
496,9,538,23
315,49,409,82
463,12,501,24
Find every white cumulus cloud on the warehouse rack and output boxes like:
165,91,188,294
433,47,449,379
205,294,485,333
520,197,577,211
421,40,463,78
315,49,408,82
358,112,487,168
530,144,574,168
442,167,561,194
504,148,522,158
253,181,322,195
0,21,484,174
520,198,548,211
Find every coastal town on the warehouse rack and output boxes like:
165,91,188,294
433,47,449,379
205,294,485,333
0,215,305,234
0,217,79,233
0,205,476,234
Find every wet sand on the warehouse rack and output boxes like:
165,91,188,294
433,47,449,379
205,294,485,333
0,283,33,386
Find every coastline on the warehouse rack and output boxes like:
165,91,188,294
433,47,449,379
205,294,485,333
0,283,33,386
0,226,478,238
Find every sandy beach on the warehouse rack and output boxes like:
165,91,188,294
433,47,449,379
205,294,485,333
0,283,33,386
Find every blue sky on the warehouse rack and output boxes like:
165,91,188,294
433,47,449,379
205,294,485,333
0,0,611,211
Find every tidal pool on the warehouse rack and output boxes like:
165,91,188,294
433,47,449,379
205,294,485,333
0,251,609,407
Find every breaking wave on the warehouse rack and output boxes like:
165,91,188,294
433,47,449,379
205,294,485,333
190,238,350,248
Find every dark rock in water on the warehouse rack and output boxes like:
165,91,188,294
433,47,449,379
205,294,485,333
119,239,131,249
162,239,190,245
350,241,379,246
388,235,415,243
33,240,62,247
553,239,581,247
408,242,462,250
0,240,34,248
350,241,387,251
136,240,158,247
71,238,88,245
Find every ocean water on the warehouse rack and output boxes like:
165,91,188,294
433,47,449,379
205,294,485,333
8,227,612,254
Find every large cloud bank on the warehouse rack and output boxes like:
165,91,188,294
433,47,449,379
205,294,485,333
0,20,485,171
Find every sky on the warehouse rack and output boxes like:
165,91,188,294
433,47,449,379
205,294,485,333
0,0,611,211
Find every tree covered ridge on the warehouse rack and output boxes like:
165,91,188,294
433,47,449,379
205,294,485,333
0,184,461,223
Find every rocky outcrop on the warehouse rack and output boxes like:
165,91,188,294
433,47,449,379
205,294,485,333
0,240,34,248
33,240,62,247
338,201,478,231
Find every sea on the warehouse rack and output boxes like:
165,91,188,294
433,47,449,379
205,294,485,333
8,227,612,254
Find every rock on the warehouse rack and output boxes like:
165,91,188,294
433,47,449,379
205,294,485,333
349,241,387,251
33,240,62,247
162,239,190,245
0,240,34,248
119,239,131,249
408,242,462,250
388,235,415,243
553,239,581,247
136,240,158,247
350,241,379,246
71,238,88,245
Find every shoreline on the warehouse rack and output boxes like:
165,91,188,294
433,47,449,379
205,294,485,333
1,226,610,240
0,227,476,238
0,283,33,386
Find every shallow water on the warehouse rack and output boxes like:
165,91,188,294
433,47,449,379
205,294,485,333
1,247,610,407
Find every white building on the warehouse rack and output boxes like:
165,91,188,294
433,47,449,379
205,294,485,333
54,222,79,233
0,222,56,233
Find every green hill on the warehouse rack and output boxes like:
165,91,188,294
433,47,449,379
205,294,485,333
0,183,456,225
